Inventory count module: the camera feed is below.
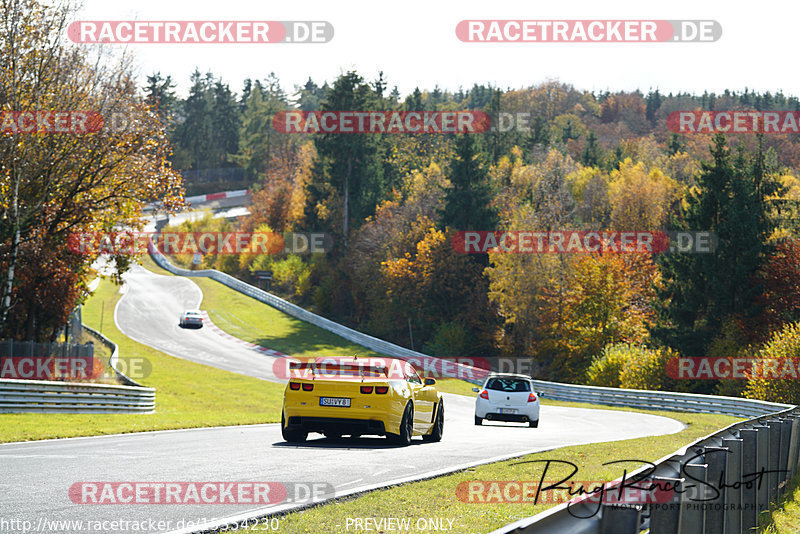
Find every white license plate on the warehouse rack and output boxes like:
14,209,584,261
498,408,518,414
320,397,351,407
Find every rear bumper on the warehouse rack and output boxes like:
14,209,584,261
475,399,539,421
285,416,387,435
483,412,534,423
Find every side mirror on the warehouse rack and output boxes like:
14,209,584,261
472,387,480,393
424,378,436,386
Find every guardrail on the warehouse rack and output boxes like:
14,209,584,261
531,379,791,419
0,378,155,413
491,405,800,534
0,327,155,413
82,324,145,387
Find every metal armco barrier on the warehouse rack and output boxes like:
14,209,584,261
531,380,791,419
0,378,155,413
0,326,155,413
83,324,145,387
490,406,800,534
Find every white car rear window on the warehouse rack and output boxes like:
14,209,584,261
486,378,531,392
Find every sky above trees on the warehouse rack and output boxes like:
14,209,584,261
73,0,794,98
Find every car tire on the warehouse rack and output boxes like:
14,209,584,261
281,411,307,443
474,416,482,426
529,419,539,428
390,402,414,446
423,401,444,442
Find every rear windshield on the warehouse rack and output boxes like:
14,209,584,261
486,378,531,392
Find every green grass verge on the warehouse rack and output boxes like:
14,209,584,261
251,410,738,534
0,278,285,443
759,471,800,532
142,254,386,361
141,255,498,397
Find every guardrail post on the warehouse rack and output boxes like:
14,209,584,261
649,477,683,534
779,419,793,494
754,424,771,528
721,437,743,534
680,463,707,533
789,415,800,479
703,446,727,534
739,428,759,532
768,422,781,502
599,504,640,534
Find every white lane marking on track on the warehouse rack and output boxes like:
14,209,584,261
335,478,364,489
0,454,78,459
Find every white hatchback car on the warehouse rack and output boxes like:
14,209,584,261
179,310,204,328
473,373,540,427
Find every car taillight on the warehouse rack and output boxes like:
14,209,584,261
302,383,314,391
375,386,389,394
479,390,489,399
360,386,373,394
528,392,537,402
289,382,300,390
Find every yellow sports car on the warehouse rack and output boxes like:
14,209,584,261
281,356,444,445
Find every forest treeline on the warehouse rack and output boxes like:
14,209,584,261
155,70,800,402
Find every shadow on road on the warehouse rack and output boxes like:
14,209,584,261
272,435,430,450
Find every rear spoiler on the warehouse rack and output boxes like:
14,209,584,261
288,361,388,379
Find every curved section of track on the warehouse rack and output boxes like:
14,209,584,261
0,263,685,533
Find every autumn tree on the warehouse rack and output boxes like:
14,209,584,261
382,227,496,356
0,0,183,339
608,158,679,230
538,253,659,380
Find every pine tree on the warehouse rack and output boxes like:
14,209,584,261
581,131,602,167
645,89,661,123
306,71,386,247
438,133,497,231
144,72,176,122
655,135,780,356
404,88,424,111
